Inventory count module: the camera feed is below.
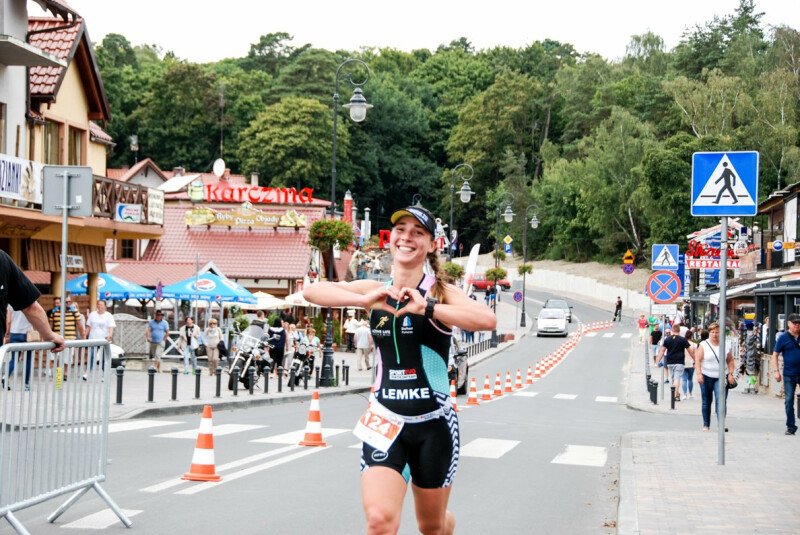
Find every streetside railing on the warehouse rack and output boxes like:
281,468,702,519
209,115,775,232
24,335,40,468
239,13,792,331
0,340,132,534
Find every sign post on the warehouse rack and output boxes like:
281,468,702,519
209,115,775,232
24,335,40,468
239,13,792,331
691,150,759,466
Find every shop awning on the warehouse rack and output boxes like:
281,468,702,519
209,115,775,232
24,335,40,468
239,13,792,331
709,277,779,305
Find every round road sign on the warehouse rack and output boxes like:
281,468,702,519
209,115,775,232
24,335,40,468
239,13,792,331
646,270,682,304
513,291,523,303
773,240,784,252
622,264,635,275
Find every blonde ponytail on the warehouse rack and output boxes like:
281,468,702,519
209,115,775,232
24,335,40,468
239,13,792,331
426,252,447,302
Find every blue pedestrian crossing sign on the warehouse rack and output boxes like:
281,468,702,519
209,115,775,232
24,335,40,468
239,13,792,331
691,151,759,216
651,244,679,271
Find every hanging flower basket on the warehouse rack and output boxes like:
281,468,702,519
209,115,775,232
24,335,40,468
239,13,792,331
308,219,355,252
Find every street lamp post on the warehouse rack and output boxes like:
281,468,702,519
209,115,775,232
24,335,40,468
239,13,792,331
412,193,422,206
322,58,372,387
449,163,474,260
520,206,539,328
491,193,515,347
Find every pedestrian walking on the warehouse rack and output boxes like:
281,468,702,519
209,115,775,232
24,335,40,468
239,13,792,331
4,306,35,390
649,323,662,365
178,317,201,375
695,322,735,432
84,300,116,378
637,314,648,342
354,319,373,370
344,313,358,352
48,294,84,380
681,329,704,401
266,317,286,376
203,319,222,375
303,204,496,535
771,313,800,435
145,310,169,372
1,250,65,390
613,296,623,322
657,323,695,402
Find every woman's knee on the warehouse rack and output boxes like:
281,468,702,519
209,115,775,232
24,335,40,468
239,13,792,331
364,504,400,534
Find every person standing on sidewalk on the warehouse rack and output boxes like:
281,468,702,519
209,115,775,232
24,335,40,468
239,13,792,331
681,330,703,401
84,300,116,379
657,323,695,402
695,322,735,432
178,317,201,375
48,294,83,380
354,319,373,371
771,313,800,435
344,313,358,352
145,310,169,372
637,314,648,342
649,323,662,366
203,319,222,376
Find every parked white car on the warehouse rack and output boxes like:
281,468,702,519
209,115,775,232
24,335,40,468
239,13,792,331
536,308,568,337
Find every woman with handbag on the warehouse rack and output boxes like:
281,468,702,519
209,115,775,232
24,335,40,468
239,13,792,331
179,317,201,375
695,322,736,432
204,319,222,376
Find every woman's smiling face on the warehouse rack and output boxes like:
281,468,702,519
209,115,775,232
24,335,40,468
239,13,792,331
390,216,435,265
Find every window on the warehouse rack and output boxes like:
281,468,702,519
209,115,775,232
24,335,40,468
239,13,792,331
68,127,84,165
43,121,61,164
119,239,135,260
0,102,6,154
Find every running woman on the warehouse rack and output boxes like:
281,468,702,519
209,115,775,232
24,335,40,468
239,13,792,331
304,205,495,535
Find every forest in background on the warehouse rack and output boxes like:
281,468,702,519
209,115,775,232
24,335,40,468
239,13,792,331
93,0,800,263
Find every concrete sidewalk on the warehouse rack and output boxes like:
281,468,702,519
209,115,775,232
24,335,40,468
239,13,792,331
618,336,798,534
107,300,530,421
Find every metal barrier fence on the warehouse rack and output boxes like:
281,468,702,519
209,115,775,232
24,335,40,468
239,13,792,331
466,339,492,357
0,340,131,534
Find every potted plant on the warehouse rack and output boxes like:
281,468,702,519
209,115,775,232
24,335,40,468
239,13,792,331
308,219,355,281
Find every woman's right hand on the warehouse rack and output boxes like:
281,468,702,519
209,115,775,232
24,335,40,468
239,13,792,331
697,374,704,385
361,285,399,315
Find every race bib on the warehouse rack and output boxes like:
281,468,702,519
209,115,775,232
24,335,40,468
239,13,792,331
353,404,404,452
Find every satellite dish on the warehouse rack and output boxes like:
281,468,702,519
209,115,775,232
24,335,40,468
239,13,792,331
212,158,226,178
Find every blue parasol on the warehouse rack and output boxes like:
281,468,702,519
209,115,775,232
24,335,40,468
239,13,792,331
66,273,155,300
159,272,256,304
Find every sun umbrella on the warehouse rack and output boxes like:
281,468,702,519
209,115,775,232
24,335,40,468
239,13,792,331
239,291,288,310
284,291,314,307
160,272,256,304
67,273,155,300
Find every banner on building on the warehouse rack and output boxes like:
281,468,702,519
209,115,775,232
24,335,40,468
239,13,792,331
147,188,164,224
184,202,308,228
0,154,43,204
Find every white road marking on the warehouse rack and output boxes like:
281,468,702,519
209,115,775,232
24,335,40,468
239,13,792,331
176,447,328,495
553,394,577,400
602,333,615,338
60,420,184,434
595,396,618,403
513,392,539,397
460,438,520,459
140,445,301,493
62,509,142,529
551,445,608,467
349,442,362,449
620,333,633,339
250,428,349,444
584,332,597,338
154,424,265,439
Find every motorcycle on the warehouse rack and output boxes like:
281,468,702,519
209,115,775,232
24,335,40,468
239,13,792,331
227,324,273,390
290,342,315,386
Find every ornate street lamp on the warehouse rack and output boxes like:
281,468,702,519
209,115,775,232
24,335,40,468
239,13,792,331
321,58,372,387
520,206,539,328
448,163,474,259
491,193,514,347
412,193,423,206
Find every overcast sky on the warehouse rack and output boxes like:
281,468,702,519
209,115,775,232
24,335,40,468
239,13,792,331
35,0,799,63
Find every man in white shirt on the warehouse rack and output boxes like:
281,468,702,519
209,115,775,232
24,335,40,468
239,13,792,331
344,313,358,352
354,320,373,371
84,301,116,379
4,305,35,389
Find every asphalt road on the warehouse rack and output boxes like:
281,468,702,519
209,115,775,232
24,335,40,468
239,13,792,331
12,289,776,534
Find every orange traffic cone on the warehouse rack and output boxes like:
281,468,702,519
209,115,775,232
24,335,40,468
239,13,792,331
526,366,534,385
514,369,523,390
450,380,460,412
481,374,493,401
467,377,480,406
504,371,513,393
299,390,327,447
182,405,221,482
493,373,504,397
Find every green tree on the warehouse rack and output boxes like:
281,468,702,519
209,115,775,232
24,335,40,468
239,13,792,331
237,96,349,192
239,32,309,76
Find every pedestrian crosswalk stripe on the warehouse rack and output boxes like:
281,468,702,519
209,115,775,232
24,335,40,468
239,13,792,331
584,332,598,337
154,424,265,439
513,392,539,397
62,509,143,529
620,333,633,339
551,445,608,467
602,332,614,338
250,428,349,444
176,447,328,495
595,396,618,403
140,445,300,493
460,438,520,459
554,393,577,400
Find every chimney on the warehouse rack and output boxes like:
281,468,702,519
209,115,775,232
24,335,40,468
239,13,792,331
172,167,185,177
250,172,259,186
